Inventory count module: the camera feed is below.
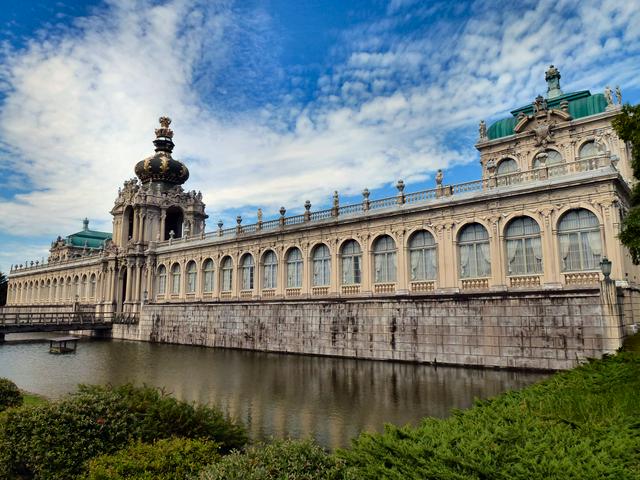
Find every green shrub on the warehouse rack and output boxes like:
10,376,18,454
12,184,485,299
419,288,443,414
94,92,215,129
338,353,640,479
0,384,247,480
198,439,344,480
85,437,220,480
0,378,23,411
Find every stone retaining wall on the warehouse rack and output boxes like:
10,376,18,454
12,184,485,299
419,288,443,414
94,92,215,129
111,287,631,370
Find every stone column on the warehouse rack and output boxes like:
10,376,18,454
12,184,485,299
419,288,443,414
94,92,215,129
277,247,286,298
302,244,310,296
539,209,560,287
600,278,623,353
439,223,457,290
395,230,408,294
160,209,167,242
361,234,372,295
600,200,624,280
231,252,239,299
489,216,506,289
125,263,133,305
331,240,340,296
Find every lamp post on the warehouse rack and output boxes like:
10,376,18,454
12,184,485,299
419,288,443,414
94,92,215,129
600,257,612,281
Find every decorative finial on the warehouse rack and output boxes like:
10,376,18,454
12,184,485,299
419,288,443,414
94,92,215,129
83,217,89,231
153,116,174,153
478,120,487,141
545,64,562,98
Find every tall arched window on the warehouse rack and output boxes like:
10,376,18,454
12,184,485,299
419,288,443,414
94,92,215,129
241,254,255,290
579,140,604,158
186,261,197,293
262,251,277,289
505,217,543,275
171,263,181,294
458,223,491,278
409,230,437,281
81,275,88,300
497,158,518,175
533,149,563,168
203,259,215,293
373,235,397,283
73,276,80,300
90,274,97,298
558,209,602,271
286,248,303,288
312,244,331,286
221,257,233,292
341,240,362,285
157,265,167,295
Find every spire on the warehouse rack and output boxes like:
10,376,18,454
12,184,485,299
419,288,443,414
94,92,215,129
545,65,562,99
83,218,89,231
153,116,174,153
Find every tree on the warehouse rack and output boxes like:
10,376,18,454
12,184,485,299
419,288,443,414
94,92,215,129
0,272,7,306
612,104,640,264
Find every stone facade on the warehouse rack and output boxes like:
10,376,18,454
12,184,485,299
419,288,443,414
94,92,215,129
112,287,623,370
5,66,640,369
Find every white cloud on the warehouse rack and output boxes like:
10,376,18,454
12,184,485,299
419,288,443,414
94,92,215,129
0,0,639,272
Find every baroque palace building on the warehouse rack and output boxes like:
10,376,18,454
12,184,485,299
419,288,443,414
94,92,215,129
5,66,640,370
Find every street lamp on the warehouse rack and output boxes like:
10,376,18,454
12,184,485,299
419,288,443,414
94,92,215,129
600,257,612,280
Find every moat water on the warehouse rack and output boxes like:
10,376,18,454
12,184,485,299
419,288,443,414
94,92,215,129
0,334,548,448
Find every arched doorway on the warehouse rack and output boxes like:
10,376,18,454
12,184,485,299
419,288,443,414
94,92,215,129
165,206,183,240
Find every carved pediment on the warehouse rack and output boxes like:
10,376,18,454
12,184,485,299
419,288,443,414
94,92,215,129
514,108,572,147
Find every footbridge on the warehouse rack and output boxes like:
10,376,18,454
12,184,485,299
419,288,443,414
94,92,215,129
0,306,138,341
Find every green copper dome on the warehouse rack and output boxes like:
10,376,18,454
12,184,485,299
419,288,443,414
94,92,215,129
486,66,609,141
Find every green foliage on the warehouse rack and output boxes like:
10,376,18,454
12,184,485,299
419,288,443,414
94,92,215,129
0,378,23,411
198,439,344,480
84,437,220,480
337,353,640,479
0,384,247,480
613,104,640,263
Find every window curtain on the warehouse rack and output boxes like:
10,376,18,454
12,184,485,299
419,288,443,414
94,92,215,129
172,273,180,294
313,259,323,285
410,250,423,281
559,233,571,271
342,257,353,284
478,242,491,277
506,239,519,275
374,254,384,283
530,236,543,273
387,252,397,282
222,269,232,291
459,244,470,278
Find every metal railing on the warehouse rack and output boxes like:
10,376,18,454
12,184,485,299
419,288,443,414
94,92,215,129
0,311,138,330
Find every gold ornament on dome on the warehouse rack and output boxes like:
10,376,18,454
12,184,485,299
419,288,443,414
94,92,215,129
155,116,174,139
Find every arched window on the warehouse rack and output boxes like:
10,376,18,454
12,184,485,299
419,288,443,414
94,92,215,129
458,223,491,278
66,278,72,301
579,140,604,158
262,251,277,289
341,240,362,285
312,244,331,286
186,261,197,294
558,209,602,271
533,149,563,168
157,265,167,294
221,257,233,292
73,276,80,300
286,248,303,288
171,263,181,294
241,254,255,290
81,275,88,300
373,235,397,283
90,274,97,298
497,158,518,175
505,217,543,275
203,259,215,293
409,231,437,281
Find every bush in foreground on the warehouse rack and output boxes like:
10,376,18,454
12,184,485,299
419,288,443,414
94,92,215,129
0,378,23,412
0,384,246,480
198,439,343,480
85,437,220,480
338,353,640,479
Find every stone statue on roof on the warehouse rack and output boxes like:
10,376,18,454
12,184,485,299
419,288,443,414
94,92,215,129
615,86,622,105
478,120,487,141
545,65,562,98
604,86,613,106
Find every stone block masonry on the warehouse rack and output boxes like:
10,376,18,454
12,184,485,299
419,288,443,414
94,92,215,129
111,287,629,370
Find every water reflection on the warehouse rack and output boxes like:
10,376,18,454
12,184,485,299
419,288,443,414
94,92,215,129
0,336,547,448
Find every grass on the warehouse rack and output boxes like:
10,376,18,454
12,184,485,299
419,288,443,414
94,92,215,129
20,391,47,406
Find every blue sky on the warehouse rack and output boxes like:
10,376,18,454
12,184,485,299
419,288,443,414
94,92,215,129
1,0,639,272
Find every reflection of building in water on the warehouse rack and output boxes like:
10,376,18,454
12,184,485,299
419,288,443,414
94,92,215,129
6,66,640,370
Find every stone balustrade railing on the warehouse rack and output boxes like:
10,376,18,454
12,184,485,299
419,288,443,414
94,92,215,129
12,153,616,271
